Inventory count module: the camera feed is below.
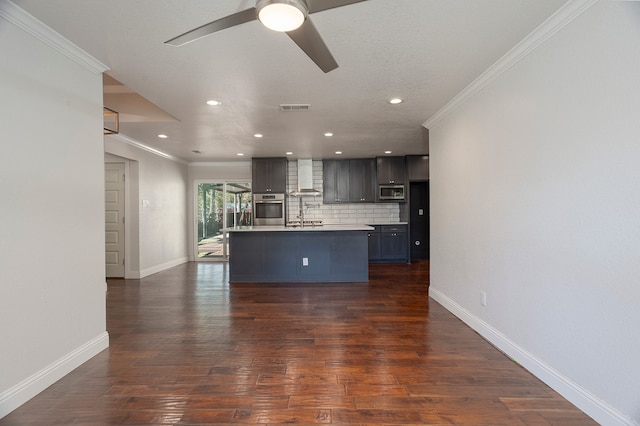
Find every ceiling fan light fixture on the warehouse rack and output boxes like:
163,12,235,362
257,0,307,32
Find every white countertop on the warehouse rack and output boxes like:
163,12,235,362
224,224,374,232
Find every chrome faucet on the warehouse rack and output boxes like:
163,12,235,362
298,196,305,227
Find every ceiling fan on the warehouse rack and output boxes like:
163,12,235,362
165,0,367,73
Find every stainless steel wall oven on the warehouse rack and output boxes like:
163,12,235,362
253,193,285,226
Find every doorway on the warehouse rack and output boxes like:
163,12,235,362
105,162,125,277
196,181,252,260
409,181,429,260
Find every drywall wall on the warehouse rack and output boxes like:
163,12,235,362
105,136,189,277
0,1,108,417
427,1,640,425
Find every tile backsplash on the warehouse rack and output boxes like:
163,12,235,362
285,160,399,224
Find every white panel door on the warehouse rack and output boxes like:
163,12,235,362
105,163,125,277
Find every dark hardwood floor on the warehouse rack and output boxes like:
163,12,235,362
1,261,595,425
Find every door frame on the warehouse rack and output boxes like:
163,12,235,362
105,154,139,278
193,180,252,262
105,162,126,277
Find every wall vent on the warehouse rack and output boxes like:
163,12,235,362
279,103,310,111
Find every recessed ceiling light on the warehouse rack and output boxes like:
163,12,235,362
384,150,392,154
254,133,263,138
285,152,293,155
237,153,244,156
192,150,203,154
324,132,333,137
157,134,168,139
389,98,403,105
335,151,342,155
206,100,221,106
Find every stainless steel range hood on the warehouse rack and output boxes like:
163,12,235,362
290,159,321,196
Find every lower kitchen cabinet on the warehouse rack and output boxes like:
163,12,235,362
228,228,370,282
367,224,408,263
367,229,381,261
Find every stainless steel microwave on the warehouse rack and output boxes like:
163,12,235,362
379,184,405,201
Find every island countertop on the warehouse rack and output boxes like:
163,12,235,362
224,224,374,232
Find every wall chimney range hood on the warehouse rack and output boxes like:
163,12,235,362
290,159,321,196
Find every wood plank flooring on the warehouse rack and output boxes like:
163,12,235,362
1,261,596,425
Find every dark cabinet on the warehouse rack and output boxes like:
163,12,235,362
376,156,406,185
367,229,381,261
323,159,349,203
380,225,408,261
349,158,376,202
252,157,287,193
323,159,375,203
367,224,408,263
406,155,429,181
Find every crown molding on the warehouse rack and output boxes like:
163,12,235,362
423,0,599,129
106,133,189,165
188,161,252,167
0,0,108,74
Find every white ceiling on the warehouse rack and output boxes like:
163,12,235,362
14,0,566,162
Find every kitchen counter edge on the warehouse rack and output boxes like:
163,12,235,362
224,224,375,232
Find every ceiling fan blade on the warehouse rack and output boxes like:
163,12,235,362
165,7,257,46
306,0,368,14
286,18,338,73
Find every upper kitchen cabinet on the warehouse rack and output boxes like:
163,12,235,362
349,158,376,202
323,159,376,203
323,159,349,203
406,155,429,181
376,156,406,185
252,157,288,193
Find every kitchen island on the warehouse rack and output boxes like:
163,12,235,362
226,224,373,283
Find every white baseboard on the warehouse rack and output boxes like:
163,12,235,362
0,332,109,419
428,288,636,426
125,270,141,279
139,257,188,278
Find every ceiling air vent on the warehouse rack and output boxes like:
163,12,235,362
279,103,310,111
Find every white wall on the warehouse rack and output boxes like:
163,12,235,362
427,1,640,425
0,1,108,417
105,136,189,277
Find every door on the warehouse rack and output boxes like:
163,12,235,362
105,163,125,277
196,181,252,259
409,181,429,260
